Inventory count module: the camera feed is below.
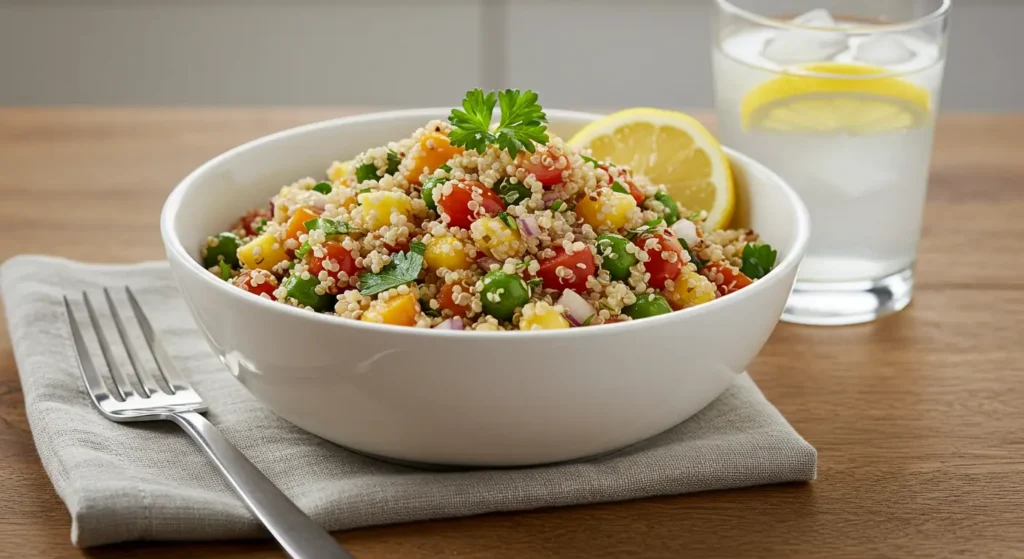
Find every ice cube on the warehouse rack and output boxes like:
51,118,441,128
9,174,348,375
855,35,916,66
763,9,847,65
792,8,837,28
763,29,848,64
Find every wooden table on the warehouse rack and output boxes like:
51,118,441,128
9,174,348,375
1,109,1022,558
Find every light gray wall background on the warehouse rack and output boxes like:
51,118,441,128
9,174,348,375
0,0,1018,110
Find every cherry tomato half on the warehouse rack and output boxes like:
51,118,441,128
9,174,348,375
234,269,278,298
520,146,569,187
634,231,685,289
309,241,360,286
703,262,753,296
535,245,597,292
437,180,505,230
437,283,470,317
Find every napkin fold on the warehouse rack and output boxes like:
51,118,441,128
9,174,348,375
1,255,816,548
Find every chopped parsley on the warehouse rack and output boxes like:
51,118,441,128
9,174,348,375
581,314,595,326
254,218,268,235
679,238,705,272
357,241,426,296
354,150,401,183
580,154,600,167
740,243,778,280
611,181,630,195
217,261,233,281
312,182,332,195
526,277,543,291
439,164,452,173
626,218,665,240
448,88,549,158
421,299,441,317
303,217,354,236
497,211,517,230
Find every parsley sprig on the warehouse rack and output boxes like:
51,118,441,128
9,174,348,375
448,89,549,158
357,241,427,296
740,243,778,280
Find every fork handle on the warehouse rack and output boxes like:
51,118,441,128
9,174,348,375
169,411,354,559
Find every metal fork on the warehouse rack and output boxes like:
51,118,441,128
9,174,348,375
64,287,354,559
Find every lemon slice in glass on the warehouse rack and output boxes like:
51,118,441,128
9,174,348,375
568,108,735,230
741,62,932,134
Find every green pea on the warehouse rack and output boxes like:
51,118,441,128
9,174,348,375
479,270,531,321
655,192,680,225
282,274,333,311
421,176,444,211
622,293,672,320
494,178,531,206
202,232,240,269
595,234,637,281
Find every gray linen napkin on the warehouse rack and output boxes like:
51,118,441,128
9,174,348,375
1,255,816,548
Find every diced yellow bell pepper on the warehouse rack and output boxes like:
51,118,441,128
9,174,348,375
238,232,288,271
357,191,414,231
575,189,637,230
519,302,570,330
665,271,717,310
361,293,420,326
470,216,524,260
424,236,472,272
327,159,353,182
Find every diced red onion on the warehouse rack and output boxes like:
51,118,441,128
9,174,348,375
671,219,699,247
557,289,595,327
542,190,561,204
516,215,541,238
476,256,500,271
434,317,464,330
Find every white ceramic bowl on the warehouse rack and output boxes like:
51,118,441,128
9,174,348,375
161,109,809,467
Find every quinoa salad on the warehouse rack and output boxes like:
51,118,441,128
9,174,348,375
201,89,778,331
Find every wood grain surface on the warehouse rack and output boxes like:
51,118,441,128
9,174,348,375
1,109,1022,559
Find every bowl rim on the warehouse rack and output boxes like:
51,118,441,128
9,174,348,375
161,107,810,339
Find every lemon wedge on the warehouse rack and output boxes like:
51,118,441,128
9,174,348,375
568,108,735,231
741,63,932,134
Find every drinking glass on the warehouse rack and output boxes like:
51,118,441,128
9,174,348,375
712,0,951,325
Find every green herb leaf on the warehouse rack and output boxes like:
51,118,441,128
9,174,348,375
679,238,705,272
526,277,543,291
355,151,401,183
497,211,516,230
439,164,452,173
741,243,777,280
550,200,564,212
295,241,311,259
217,261,233,281
386,149,401,175
358,187,371,195
580,155,600,166
254,218,268,235
448,88,549,158
304,217,354,236
312,182,332,195
357,241,427,296
687,211,702,221
611,181,629,195
420,298,441,317
581,314,595,326
625,218,666,241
